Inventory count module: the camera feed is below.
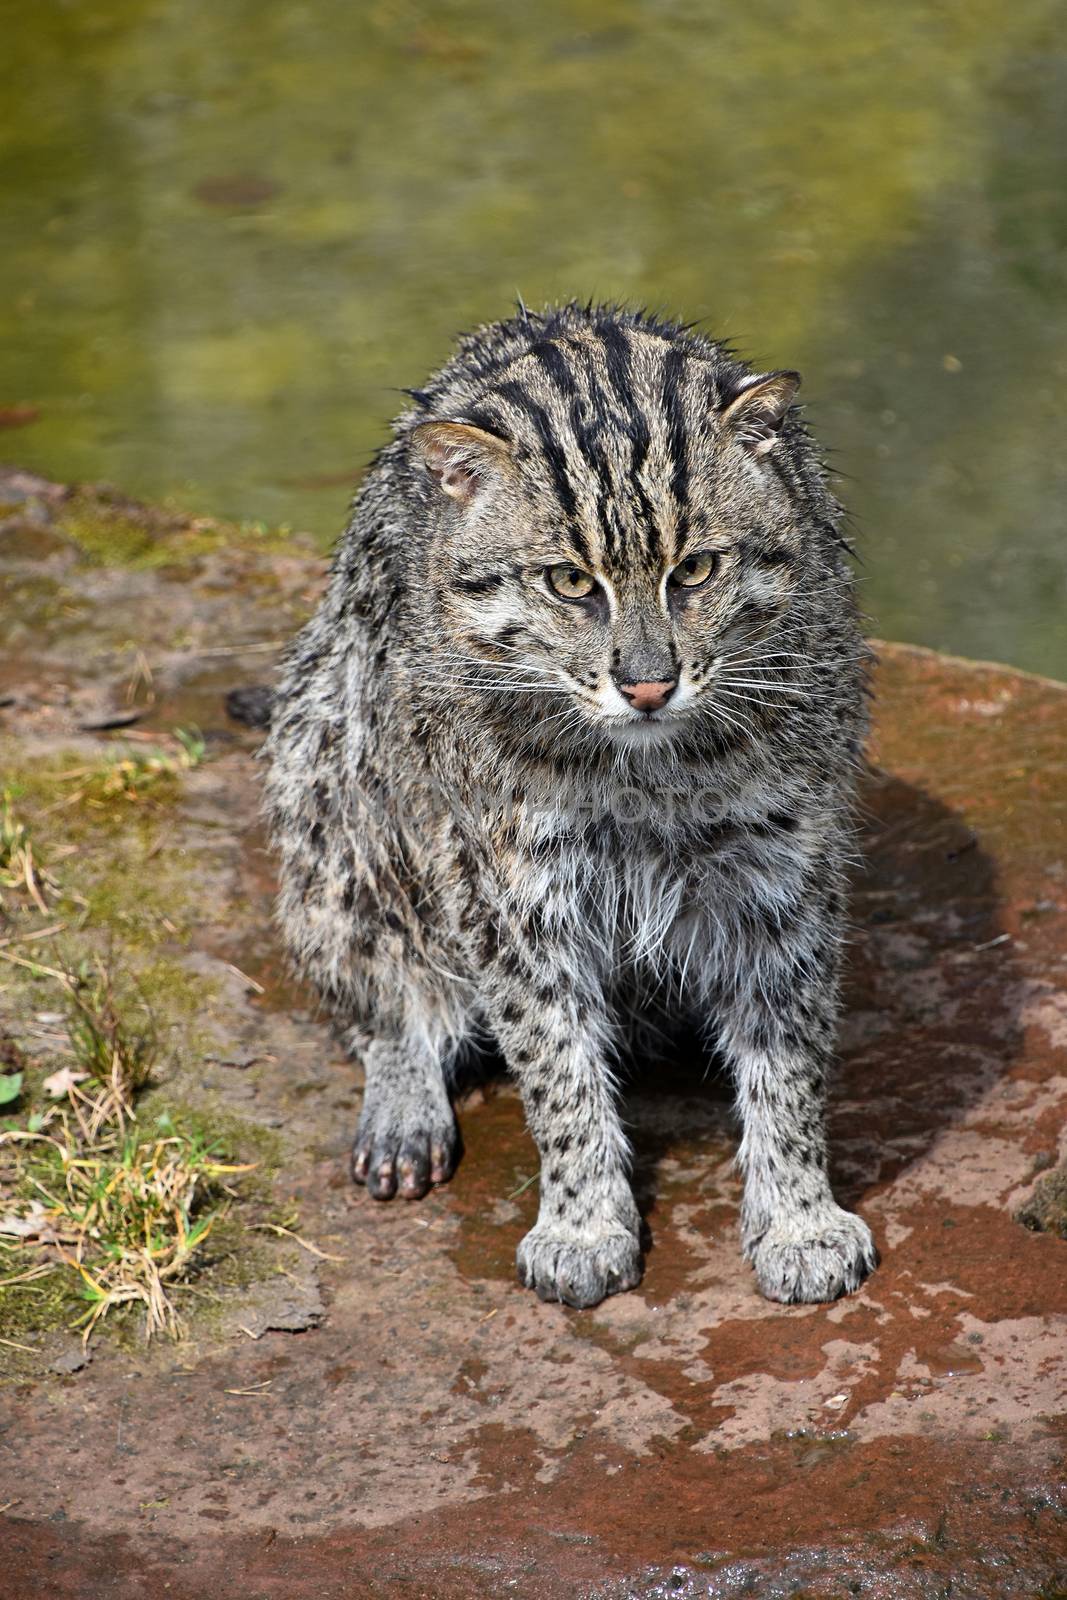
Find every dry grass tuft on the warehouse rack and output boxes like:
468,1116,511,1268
56,727,205,805
0,791,53,914
1,951,254,1341
21,1128,252,1338
62,959,158,1140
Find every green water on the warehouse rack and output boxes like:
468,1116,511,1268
2,0,1065,676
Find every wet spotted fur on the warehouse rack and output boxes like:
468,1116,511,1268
264,302,878,1308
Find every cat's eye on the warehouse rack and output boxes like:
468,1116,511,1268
546,563,597,601
669,551,718,589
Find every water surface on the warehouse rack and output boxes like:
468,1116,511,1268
2,0,1065,674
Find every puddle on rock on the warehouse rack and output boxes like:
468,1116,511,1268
924,1341,986,1378
443,1086,541,1283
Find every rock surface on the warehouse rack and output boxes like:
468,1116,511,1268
0,473,1065,1598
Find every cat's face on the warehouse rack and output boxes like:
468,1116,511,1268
412,340,818,750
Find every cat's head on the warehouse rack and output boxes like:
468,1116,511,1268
407,326,838,750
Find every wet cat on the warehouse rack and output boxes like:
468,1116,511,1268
264,302,877,1308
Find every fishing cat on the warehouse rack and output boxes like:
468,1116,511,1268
264,302,878,1309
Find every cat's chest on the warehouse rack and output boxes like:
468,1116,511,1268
513,834,696,962
511,821,802,967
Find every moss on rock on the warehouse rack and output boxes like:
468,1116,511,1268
53,487,300,573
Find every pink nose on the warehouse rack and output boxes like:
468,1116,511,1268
618,679,677,713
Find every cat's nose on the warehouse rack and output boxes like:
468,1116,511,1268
617,678,677,713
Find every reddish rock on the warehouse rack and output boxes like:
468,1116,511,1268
0,475,1064,1598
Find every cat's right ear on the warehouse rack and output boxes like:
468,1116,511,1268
410,422,511,505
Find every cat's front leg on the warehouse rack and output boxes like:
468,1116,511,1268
732,1035,878,1304
714,898,878,1303
482,961,641,1308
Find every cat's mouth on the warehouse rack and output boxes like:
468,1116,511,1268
596,708,686,744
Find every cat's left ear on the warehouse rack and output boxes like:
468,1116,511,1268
718,371,800,457
410,421,512,505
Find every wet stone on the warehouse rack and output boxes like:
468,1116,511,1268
0,473,1065,1598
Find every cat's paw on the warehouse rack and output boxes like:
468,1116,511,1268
516,1223,643,1309
350,1098,458,1201
749,1204,878,1304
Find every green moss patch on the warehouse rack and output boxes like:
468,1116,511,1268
53,488,300,573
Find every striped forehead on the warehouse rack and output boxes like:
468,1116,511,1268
465,328,724,576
